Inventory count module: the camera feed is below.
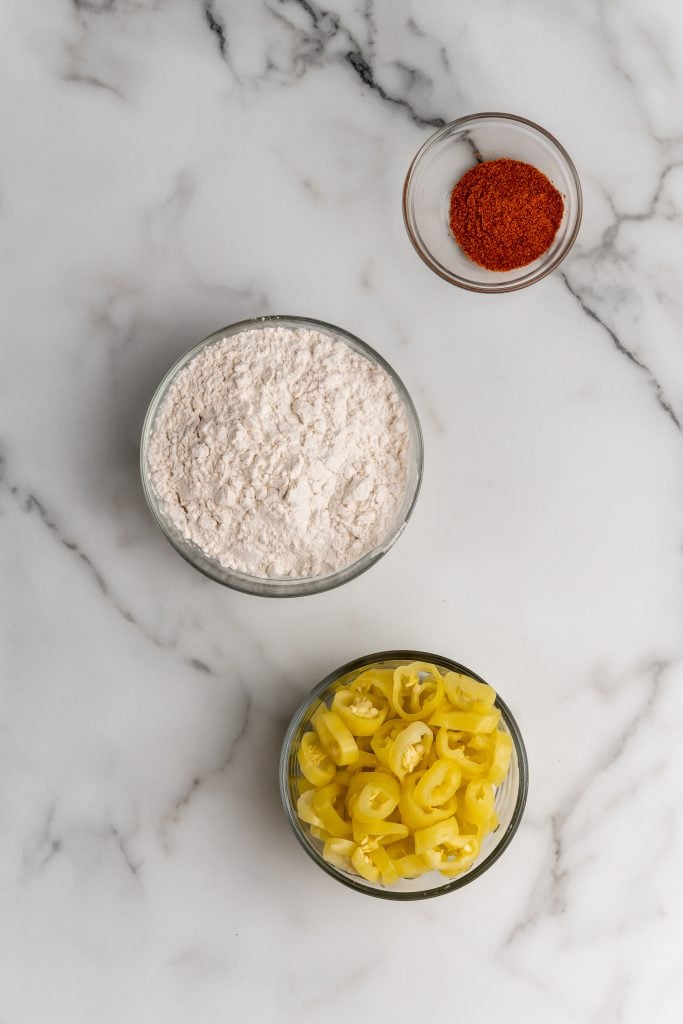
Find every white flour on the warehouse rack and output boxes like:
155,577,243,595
148,325,411,578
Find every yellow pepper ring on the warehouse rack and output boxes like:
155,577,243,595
435,729,491,778
443,672,496,713
345,769,393,807
370,720,404,765
394,853,429,879
386,837,411,858
414,758,462,809
369,845,400,885
486,731,513,785
314,710,360,766
429,708,500,733
391,663,444,721
352,816,409,845
349,668,394,703
312,783,352,838
464,779,495,825
332,688,389,736
354,774,401,822
388,721,433,781
413,816,461,855
351,843,381,882
386,839,426,878
398,773,458,831
322,837,355,871
425,835,480,875
297,731,336,788
296,789,325,828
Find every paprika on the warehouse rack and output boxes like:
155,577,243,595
449,158,564,272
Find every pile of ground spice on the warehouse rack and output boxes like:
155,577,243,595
449,158,564,271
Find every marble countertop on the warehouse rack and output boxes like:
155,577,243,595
2,1,682,1021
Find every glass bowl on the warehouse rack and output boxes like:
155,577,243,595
280,651,528,900
403,112,582,293
140,316,423,597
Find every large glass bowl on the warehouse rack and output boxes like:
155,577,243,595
140,316,423,597
280,651,528,900
403,112,582,293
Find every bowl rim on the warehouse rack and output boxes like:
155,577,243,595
280,650,529,900
140,315,424,597
402,111,583,293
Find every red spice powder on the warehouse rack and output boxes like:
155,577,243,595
449,158,564,272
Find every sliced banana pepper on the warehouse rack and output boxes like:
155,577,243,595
349,668,394,703
399,773,458,830
297,731,336,787
295,661,514,888
332,688,388,736
312,783,351,838
413,816,461,856
369,845,400,885
322,837,355,871
297,789,325,828
352,817,409,845
463,779,495,826
486,730,513,785
435,729,491,777
394,853,430,879
429,707,501,733
391,663,444,721
425,835,480,875
414,758,461,808
351,841,381,882
414,817,480,875
314,710,359,766
388,721,433,781
370,720,405,766
443,672,496,713
354,774,401,822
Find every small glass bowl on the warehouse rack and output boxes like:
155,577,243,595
403,112,582,293
280,651,528,900
140,316,423,597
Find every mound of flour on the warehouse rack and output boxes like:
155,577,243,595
148,325,411,578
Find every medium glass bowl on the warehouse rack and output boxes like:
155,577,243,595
403,112,582,293
280,651,528,900
140,316,423,597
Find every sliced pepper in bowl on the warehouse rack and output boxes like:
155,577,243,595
292,659,517,890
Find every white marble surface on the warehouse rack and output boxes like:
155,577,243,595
1,1,682,1021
